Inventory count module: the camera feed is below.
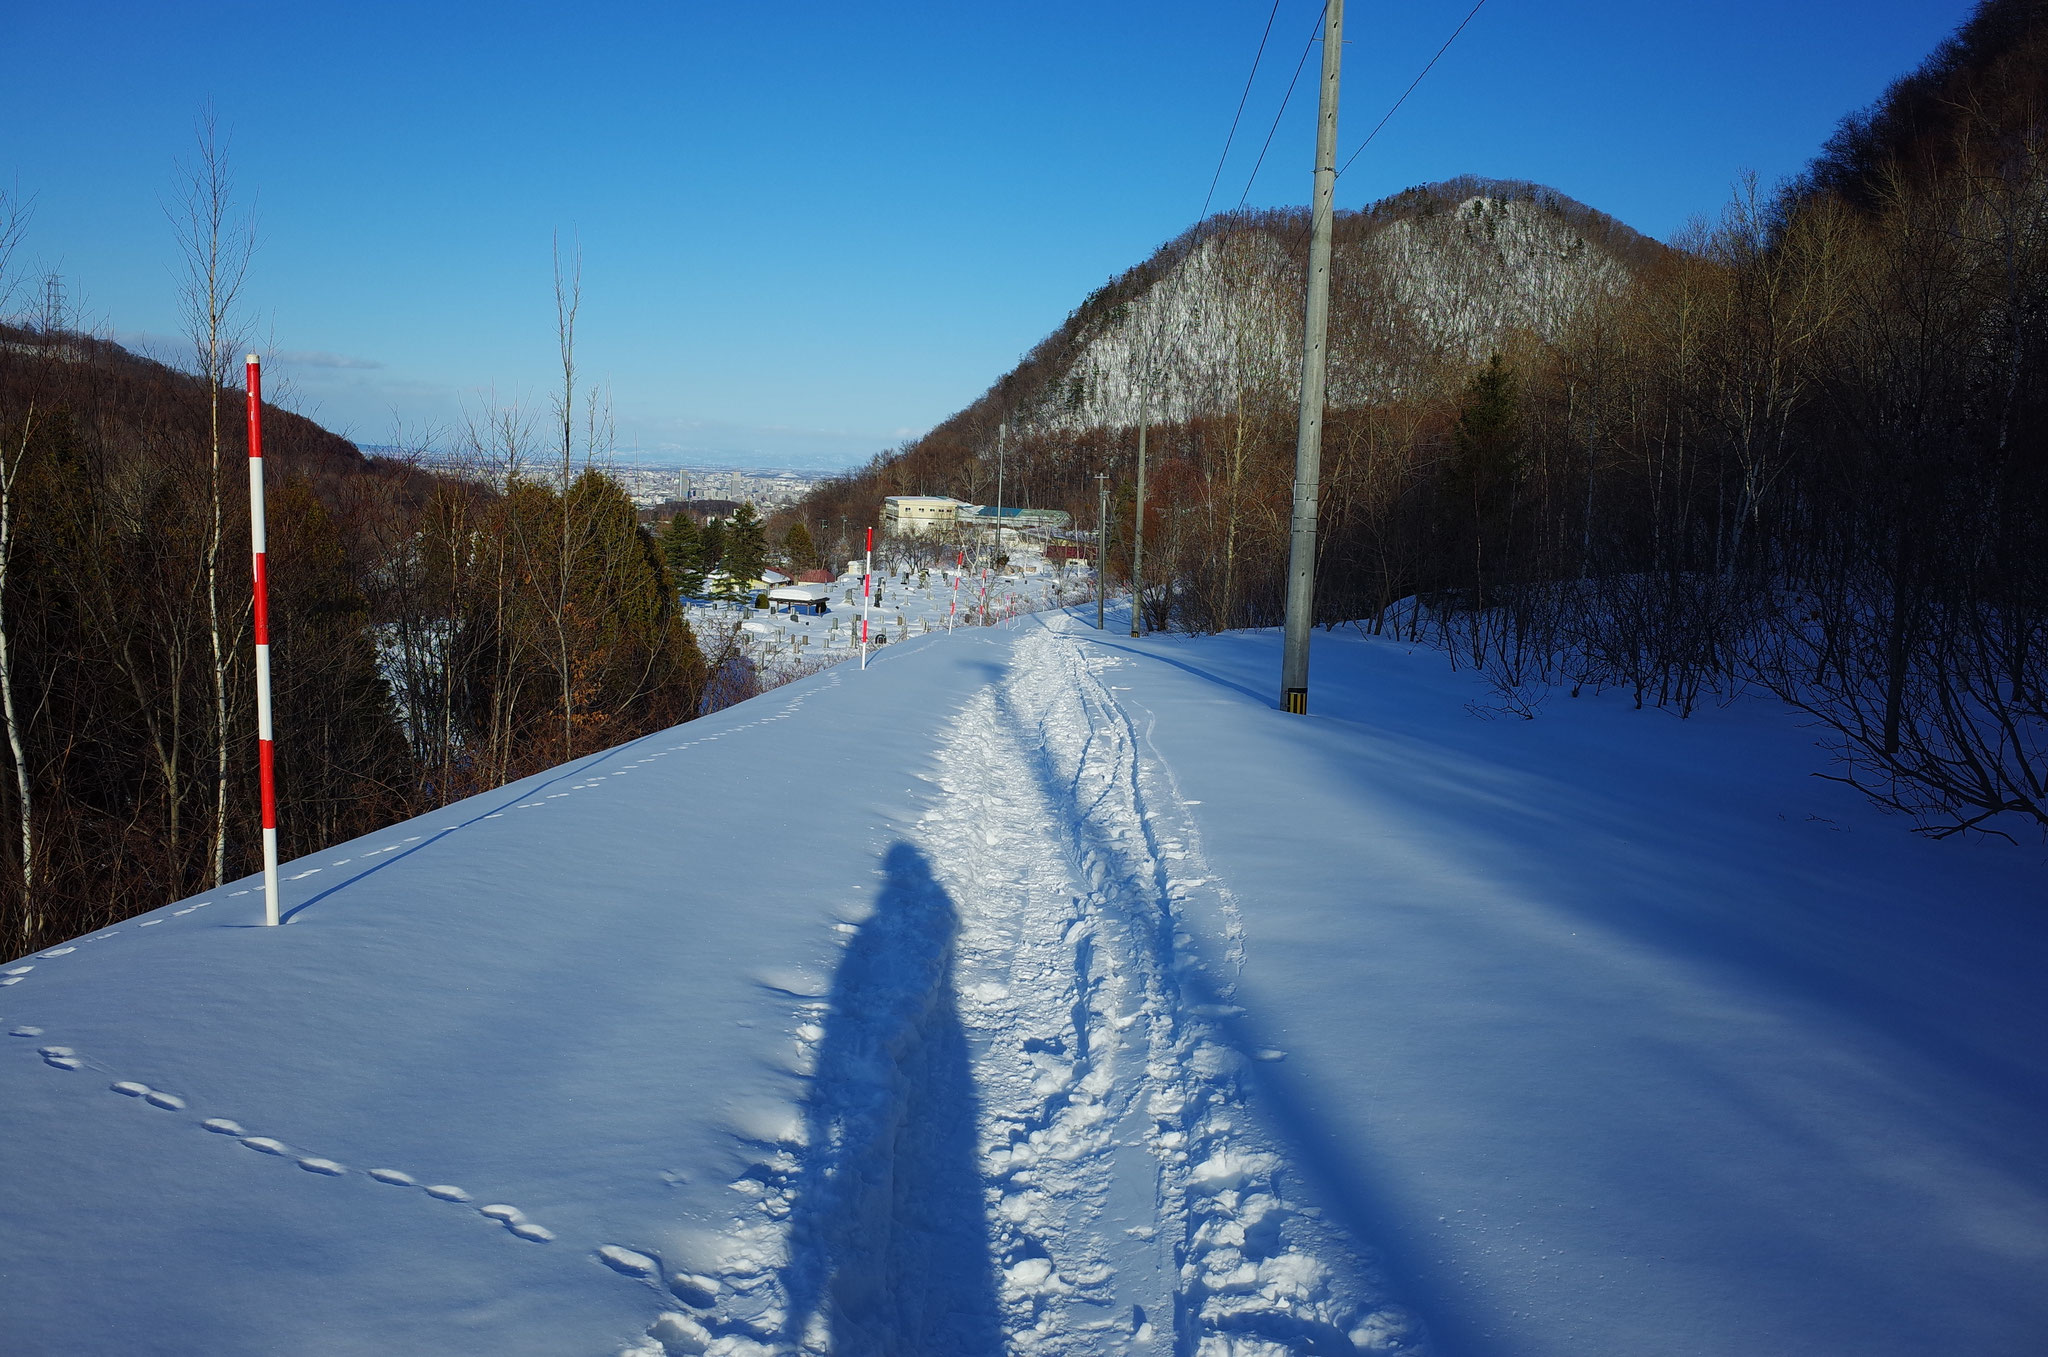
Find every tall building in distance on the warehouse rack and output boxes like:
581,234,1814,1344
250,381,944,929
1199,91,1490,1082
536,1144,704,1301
677,468,692,500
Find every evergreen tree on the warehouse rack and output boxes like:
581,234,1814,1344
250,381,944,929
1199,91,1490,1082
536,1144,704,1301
699,515,728,593
659,513,705,597
1445,354,1524,608
781,520,817,571
1450,354,1522,491
725,502,768,591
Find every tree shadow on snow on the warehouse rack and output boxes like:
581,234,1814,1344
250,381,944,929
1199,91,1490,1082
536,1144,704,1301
778,842,1003,1356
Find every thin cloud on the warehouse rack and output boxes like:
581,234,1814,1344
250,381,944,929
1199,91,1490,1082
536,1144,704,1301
276,349,384,370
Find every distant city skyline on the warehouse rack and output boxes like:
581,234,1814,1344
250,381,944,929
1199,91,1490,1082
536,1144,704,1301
5,0,1980,470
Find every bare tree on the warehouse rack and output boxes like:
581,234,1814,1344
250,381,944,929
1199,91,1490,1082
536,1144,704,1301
169,109,253,888
552,234,581,760
0,190,36,922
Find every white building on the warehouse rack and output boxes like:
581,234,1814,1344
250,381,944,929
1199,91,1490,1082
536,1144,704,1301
883,496,964,537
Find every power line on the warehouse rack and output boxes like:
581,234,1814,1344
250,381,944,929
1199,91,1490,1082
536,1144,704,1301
1237,8,1326,211
1198,0,1286,226
1337,0,1491,179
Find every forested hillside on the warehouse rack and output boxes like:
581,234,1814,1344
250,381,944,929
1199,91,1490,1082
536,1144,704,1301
790,0,2048,837
0,326,707,950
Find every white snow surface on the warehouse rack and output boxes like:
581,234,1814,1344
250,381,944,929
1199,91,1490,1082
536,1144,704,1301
2,608,2044,1356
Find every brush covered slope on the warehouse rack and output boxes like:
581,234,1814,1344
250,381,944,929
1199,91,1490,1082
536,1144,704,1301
0,612,2042,1357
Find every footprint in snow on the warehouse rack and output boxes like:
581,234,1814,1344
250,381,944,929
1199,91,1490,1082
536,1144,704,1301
299,1158,347,1176
109,1081,186,1109
39,1046,82,1070
203,1118,246,1135
423,1184,471,1202
368,1168,416,1186
480,1204,553,1241
11,1025,43,1037
596,1244,659,1278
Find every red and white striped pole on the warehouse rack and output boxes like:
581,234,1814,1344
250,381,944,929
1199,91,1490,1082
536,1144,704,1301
247,355,280,926
949,549,960,632
860,527,872,670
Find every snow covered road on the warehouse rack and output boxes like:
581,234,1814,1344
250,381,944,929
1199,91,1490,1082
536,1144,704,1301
2,610,2043,1356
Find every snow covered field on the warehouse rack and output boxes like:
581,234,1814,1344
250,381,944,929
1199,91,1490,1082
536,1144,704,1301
2,608,2044,1357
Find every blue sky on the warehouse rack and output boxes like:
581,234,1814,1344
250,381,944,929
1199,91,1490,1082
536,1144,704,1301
2,1,1978,469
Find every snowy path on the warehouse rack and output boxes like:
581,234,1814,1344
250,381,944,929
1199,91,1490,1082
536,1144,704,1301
5,610,2041,1357
662,619,1423,1355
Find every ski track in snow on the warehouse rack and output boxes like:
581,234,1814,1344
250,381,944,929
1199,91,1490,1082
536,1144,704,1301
623,619,1425,1356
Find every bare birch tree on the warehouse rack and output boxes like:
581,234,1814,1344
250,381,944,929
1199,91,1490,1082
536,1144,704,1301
0,191,37,924
170,110,252,888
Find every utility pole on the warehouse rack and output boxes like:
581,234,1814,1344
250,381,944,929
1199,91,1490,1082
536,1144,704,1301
1131,402,1147,638
1279,0,1343,715
993,424,1006,568
1095,472,1109,631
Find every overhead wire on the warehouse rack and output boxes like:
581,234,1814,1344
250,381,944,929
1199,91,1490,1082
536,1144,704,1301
1337,0,1492,179
1197,0,1286,226
1237,8,1327,211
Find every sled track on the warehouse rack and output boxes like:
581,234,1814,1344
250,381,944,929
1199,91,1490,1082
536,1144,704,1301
628,621,1426,1356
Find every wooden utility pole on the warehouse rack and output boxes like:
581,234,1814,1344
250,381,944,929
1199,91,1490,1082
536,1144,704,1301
1131,403,1147,638
1096,472,1109,631
1279,0,1342,714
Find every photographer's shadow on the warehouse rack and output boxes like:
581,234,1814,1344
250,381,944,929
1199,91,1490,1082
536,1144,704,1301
778,841,1003,1355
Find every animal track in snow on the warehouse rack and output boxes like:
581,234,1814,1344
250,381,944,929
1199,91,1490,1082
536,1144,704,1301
39,1046,82,1070
478,1204,553,1241
109,1081,186,1110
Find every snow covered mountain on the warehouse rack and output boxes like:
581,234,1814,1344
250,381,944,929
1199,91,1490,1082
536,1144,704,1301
1004,179,1659,435
3,610,2043,1357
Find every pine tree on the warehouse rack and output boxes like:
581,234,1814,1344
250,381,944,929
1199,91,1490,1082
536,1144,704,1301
1450,354,1522,489
781,520,817,571
1446,354,1524,610
699,516,727,590
660,513,705,597
725,502,768,592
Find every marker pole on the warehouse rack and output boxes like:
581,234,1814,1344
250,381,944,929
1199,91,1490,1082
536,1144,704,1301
860,527,872,669
246,355,281,927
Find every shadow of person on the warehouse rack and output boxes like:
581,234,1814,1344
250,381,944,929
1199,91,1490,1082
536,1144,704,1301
777,841,1004,1355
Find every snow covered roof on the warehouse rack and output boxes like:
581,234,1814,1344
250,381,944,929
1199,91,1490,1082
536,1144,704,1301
767,584,831,602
